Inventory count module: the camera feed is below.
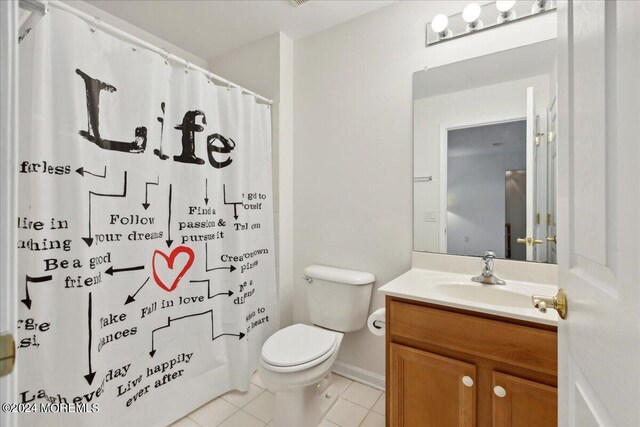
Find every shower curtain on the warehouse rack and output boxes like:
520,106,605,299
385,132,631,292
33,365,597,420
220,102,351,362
17,7,277,426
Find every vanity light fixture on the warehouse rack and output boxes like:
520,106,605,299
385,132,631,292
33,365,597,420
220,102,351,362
532,0,552,14
431,13,452,40
496,0,517,23
426,1,557,46
462,3,483,32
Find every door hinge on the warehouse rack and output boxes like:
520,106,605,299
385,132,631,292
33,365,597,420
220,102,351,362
547,213,552,224
535,213,540,224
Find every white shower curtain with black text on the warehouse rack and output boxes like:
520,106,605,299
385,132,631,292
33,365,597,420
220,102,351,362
16,7,277,426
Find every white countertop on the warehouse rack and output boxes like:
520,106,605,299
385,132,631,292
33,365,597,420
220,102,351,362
378,268,559,326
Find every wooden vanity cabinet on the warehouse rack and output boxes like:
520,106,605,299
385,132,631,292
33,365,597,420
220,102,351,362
386,296,558,427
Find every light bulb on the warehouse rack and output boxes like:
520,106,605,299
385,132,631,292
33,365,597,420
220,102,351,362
462,3,481,23
496,0,516,12
431,14,452,40
462,3,483,32
431,14,448,33
496,0,516,23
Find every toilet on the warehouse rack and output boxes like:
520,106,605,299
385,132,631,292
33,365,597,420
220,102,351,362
259,265,375,427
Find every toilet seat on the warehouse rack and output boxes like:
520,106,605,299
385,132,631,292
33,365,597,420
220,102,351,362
261,324,339,373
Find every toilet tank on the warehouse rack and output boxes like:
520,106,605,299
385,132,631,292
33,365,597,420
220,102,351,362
304,265,375,333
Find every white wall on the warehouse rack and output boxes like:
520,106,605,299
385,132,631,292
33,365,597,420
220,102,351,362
210,33,295,328
209,34,281,102
293,1,556,382
414,74,550,253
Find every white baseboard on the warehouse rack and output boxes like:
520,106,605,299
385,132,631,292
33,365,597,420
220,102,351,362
332,360,385,391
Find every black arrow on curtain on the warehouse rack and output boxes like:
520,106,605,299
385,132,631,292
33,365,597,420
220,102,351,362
166,184,173,247
21,274,53,310
142,176,159,210
125,277,150,305
84,292,96,385
83,171,128,247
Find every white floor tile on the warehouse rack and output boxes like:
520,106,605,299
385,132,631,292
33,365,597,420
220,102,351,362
217,410,265,427
332,374,354,396
243,391,275,423
325,398,369,427
221,383,265,408
318,419,340,427
341,382,383,409
169,416,201,427
371,393,385,416
359,411,385,427
188,398,238,427
181,376,382,427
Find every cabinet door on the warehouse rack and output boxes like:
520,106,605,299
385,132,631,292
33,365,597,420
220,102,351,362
389,343,476,426
492,371,557,427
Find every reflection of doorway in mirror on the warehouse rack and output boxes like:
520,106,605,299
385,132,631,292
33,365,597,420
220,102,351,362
526,87,551,263
505,170,527,261
446,120,527,258
546,94,558,263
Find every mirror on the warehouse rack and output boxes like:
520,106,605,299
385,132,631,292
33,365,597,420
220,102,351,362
413,40,557,263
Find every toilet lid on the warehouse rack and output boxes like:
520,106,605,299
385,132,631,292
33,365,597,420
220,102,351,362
261,324,337,367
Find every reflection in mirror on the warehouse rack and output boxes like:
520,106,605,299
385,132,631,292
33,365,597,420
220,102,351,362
505,169,526,261
413,39,557,263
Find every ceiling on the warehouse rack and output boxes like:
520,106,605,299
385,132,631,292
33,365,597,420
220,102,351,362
83,0,395,60
448,120,526,158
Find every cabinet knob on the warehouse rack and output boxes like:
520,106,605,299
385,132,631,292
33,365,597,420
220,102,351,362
493,385,507,397
462,376,474,387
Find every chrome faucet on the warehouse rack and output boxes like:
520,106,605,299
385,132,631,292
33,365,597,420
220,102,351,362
471,251,506,285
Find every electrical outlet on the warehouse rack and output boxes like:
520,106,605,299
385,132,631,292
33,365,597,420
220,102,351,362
425,210,437,222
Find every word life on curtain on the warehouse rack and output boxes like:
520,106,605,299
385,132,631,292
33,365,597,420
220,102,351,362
16,7,276,426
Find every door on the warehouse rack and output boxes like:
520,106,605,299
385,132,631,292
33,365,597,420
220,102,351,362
389,343,476,427
523,88,549,262
546,94,558,264
558,1,640,425
535,107,549,263
525,87,537,261
0,1,19,426
492,371,557,427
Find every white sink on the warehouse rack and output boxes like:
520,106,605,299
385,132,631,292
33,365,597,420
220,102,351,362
432,283,532,308
378,268,559,325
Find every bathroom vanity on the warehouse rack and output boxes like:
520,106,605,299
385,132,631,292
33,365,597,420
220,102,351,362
379,267,558,427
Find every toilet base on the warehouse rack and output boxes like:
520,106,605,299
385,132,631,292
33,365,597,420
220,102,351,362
273,373,339,427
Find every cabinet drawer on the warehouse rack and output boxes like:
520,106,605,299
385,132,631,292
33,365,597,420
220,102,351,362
389,300,557,375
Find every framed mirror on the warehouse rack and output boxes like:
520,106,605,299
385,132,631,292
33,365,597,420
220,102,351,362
413,39,557,263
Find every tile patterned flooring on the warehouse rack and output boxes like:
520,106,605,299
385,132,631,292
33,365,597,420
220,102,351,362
170,372,385,427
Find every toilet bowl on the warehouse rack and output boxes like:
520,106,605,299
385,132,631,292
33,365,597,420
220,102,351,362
259,265,375,427
259,324,344,427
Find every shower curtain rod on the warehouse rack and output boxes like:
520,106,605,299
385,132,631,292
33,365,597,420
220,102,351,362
19,0,274,105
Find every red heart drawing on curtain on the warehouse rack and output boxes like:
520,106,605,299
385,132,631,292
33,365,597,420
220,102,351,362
152,246,195,292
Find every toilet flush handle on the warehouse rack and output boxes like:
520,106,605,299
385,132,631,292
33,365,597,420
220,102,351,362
302,276,313,284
